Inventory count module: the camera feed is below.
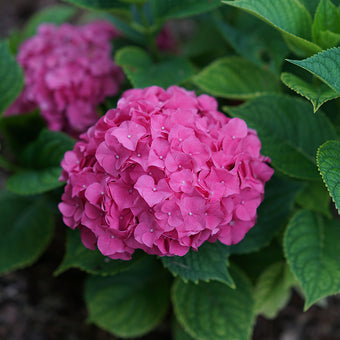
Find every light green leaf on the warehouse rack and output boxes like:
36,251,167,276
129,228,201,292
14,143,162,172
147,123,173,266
161,241,234,286
151,0,221,20
6,167,63,195
85,257,171,338
0,40,23,114
230,176,302,254
254,262,296,319
284,210,340,309
222,0,322,56
55,228,146,276
62,0,127,10
317,140,340,213
193,57,280,100
281,72,340,112
115,46,194,88
312,0,340,49
173,266,254,340
224,95,337,180
295,181,332,217
0,191,54,274
287,48,340,94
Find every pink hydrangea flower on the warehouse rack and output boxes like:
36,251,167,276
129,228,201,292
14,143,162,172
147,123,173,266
5,21,124,136
59,86,274,260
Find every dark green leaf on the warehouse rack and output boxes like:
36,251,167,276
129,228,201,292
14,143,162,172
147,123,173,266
0,191,54,274
55,228,146,276
225,95,337,180
317,140,340,213
162,241,234,286
173,265,254,340
0,40,23,114
62,0,127,10
281,72,339,112
194,57,280,100
115,46,194,88
284,210,340,309
85,257,171,338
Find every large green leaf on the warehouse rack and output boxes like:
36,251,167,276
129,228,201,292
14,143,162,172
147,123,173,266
193,57,280,100
225,95,337,180
229,176,302,254
62,0,127,10
161,241,234,286
172,320,196,340
115,46,194,88
151,0,221,20
55,228,146,276
172,266,254,340
281,72,339,112
85,257,171,338
287,48,340,94
222,0,322,56
0,40,23,114
254,262,296,319
312,0,340,49
0,191,54,274
317,140,340,213
284,210,340,309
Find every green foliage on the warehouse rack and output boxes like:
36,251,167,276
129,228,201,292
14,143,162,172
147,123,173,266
281,72,339,112
161,241,234,286
115,46,194,88
284,210,340,309
173,266,254,340
287,48,340,94
55,228,146,276
62,0,127,10
85,257,171,338
225,95,337,180
194,57,280,99
317,140,340,213
222,0,322,56
0,190,54,275
0,40,23,114
254,262,296,319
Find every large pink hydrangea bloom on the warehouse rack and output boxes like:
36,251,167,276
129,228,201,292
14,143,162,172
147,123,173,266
5,22,124,136
59,86,274,260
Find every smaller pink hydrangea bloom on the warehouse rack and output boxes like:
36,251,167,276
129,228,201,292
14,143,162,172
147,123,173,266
59,86,274,260
5,22,124,136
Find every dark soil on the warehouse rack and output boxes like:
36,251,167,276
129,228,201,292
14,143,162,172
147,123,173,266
1,1,340,340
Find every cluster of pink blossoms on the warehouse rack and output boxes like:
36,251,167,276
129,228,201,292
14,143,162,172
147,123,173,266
5,22,124,136
59,86,274,260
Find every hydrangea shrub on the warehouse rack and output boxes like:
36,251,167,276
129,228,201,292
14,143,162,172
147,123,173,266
1,1,340,339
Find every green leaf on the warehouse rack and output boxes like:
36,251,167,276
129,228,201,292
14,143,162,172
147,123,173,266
151,0,221,20
254,262,296,319
284,210,340,309
224,95,337,180
281,72,339,112
173,265,254,340
312,0,340,49
23,5,77,38
85,257,171,338
317,140,340,213
295,181,332,217
222,0,322,56
55,228,146,276
299,0,323,15
115,46,194,88
193,57,280,100
0,40,23,114
0,190,54,274
6,167,63,195
172,320,196,340
229,176,302,254
62,0,127,10
287,48,340,94
162,241,234,286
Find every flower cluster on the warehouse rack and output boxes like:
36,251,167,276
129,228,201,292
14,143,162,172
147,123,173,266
5,22,124,136
59,86,274,260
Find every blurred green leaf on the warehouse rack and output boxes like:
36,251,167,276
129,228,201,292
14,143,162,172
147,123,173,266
62,0,127,10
